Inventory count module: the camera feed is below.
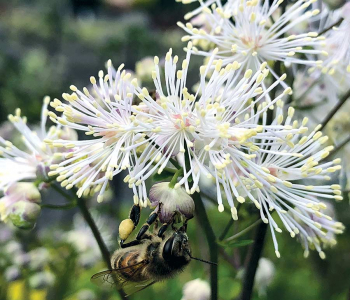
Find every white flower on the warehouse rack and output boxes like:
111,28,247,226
238,102,343,258
255,258,275,297
181,278,210,300
179,0,326,83
0,97,76,190
294,200,344,259
128,44,289,210
178,0,238,20
48,61,144,203
317,14,350,76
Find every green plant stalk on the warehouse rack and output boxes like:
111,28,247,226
319,88,350,131
41,203,76,210
168,167,183,188
239,222,268,300
318,18,344,35
194,192,218,300
225,219,262,243
50,184,128,299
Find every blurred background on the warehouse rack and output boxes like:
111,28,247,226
0,0,350,299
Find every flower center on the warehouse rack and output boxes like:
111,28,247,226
173,114,192,130
240,35,263,52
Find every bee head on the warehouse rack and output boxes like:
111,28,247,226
162,231,191,267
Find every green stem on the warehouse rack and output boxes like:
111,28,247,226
168,168,183,188
51,183,74,200
239,222,268,300
219,204,241,241
291,77,320,106
163,167,178,174
319,89,350,131
225,219,261,243
170,157,181,170
219,218,234,241
76,198,111,269
41,203,76,210
76,198,128,299
330,136,350,157
318,18,344,36
194,192,218,300
50,184,127,299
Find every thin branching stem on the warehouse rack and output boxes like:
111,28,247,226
239,222,268,300
319,89,350,131
194,192,218,300
331,136,350,157
225,219,262,243
51,184,127,299
318,18,344,36
41,203,76,210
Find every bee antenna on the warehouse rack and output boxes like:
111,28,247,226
189,253,218,266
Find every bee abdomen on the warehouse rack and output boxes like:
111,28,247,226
114,251,144,281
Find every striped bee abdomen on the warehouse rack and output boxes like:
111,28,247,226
114,250,145,281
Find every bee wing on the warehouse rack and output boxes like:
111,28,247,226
90,260,156,296
123,279,156,296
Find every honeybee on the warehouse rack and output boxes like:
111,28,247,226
91,204,215,296
91,227,191,295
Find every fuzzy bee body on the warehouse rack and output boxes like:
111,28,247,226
111,233,189,283
91,231,191,295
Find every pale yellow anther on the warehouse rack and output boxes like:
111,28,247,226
244,69,253,78
282,181,293,188
237,196,245,203
333,158,341,164
249,12,256,22
319,136,328,144
90,76,96,85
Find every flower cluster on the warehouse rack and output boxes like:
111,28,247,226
45,42,344,257
0,0,346,261
178,0,326,85
0,98,77,228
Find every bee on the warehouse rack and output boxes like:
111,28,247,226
91,227,191,295
91,205,215,296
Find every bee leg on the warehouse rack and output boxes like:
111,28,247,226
179,217,192,232
129,204,141,227
118,204,141,246
120,239,142,249
157,223,169,238
136,209,159,240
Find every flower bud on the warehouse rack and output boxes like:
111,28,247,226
181,278,210,300
149,182,195,223
9,201,41,230
1,182,41,229
6,182,41,204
